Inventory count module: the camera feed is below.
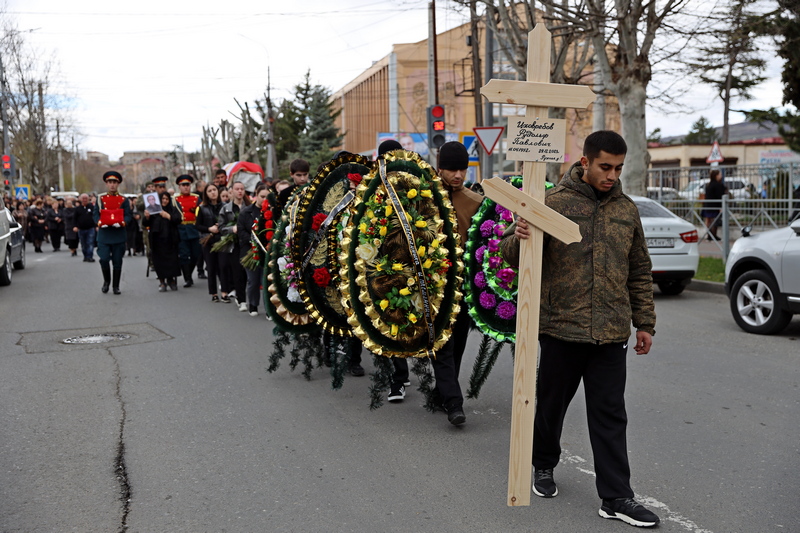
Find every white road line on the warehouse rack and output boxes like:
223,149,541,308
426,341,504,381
561,449,714,533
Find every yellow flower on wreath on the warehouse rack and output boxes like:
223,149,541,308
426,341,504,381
415,220,427,229
380,299,389,311
385,205,393,216
420,189,433,198
379,226,387,236
423,258,433,269
407,189,418,199
408,313,418,323
399,287,411,296
391,324,399,336
392,263,403,271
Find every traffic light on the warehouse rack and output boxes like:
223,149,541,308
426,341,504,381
427,105,446,149
3,179,9,193
1,154,11,178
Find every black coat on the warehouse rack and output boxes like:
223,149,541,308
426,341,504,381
144,204,181,279
197,202,223,247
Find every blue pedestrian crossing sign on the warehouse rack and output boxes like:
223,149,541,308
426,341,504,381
15,185,30,200
459,133,480,167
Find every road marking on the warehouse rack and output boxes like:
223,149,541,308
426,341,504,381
561,448,713,533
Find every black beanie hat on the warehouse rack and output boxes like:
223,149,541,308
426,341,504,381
437,142,469,170
378,139,403,156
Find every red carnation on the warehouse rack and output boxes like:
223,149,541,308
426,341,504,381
347,173,363,186
313,267,331,287
265,231,274,241
311,212,328,231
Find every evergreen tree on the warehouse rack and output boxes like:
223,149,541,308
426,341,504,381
688,0,767,143
287,70,343,172
745,0,800,152
272,99,303,164
683,117,720,144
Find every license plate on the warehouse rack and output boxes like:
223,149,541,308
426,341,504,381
646,238,674,248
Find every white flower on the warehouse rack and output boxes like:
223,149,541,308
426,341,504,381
287,287,302,303
277,256,288,271
356,243,379,262
411,292,424,312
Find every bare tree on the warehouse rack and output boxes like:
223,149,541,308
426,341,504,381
1,15,78,193
480,1,596,181
492,0,705,194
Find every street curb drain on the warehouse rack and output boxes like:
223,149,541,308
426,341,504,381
63,333,133,345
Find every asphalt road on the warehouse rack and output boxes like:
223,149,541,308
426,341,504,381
1,250,797,533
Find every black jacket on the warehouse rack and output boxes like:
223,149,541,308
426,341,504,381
237,204,259,250
73,203,95,230
45,207,65,232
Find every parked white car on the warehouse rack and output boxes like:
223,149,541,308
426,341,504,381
631,195,700,295
678,177,755,201
1,206,26,286
725,218,800,334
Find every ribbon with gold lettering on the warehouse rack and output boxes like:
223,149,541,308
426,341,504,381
377,160,435,355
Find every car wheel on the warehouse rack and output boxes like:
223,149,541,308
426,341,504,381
658,280,686,295
13,243,25,270
729,269,793,334
0,249,11,286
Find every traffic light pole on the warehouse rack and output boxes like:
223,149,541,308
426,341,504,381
0,54,12,196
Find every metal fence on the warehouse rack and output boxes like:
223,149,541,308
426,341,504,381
646,163,800,261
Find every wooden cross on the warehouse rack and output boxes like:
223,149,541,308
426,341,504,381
480,24,595,507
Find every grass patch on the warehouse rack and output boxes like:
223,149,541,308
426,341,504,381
694,256,725,283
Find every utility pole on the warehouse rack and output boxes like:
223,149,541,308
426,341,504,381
428,1,439,164
38,82,45,191
57,120,64,192
265,67,277,180
484,10,495,180
428,1,439,107
469,0,484,180
71,136,76,191
0,54,13,195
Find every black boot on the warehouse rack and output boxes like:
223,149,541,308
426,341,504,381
182,264,194,287
101,264,111,294
112,269,122,295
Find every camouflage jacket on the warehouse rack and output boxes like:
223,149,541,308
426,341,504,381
499,162,656,344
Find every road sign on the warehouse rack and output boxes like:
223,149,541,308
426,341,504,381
460,133,479,167
473,127,505,156
707,141,724,164
15,185,30,200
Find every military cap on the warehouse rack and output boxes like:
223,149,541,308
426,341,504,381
103,171,123,183
176,174,195,185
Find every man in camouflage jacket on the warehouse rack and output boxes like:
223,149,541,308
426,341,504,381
500,131,660,528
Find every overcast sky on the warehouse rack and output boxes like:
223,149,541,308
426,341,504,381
6,0,788,162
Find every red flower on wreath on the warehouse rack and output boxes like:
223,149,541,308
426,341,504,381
313,267,331,287
265,231,274,241
311,212,328,231
347,173,363,186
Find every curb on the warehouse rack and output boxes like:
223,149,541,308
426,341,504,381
686,279,726,295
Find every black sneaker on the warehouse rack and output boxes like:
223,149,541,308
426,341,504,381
220,295,231,303
599,498,660,528
387,384,405,402
532,468,558,498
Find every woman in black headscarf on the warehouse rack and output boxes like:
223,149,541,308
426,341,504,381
143,191,182,291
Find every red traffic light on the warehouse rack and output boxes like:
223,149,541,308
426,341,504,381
1,154,9,169
430,105,445,118
432,120,445,131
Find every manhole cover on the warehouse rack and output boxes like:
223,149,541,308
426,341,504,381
62,333,132,344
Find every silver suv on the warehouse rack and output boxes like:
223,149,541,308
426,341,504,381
725,219,800,334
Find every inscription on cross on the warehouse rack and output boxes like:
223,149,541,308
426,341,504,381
480,23,595,507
